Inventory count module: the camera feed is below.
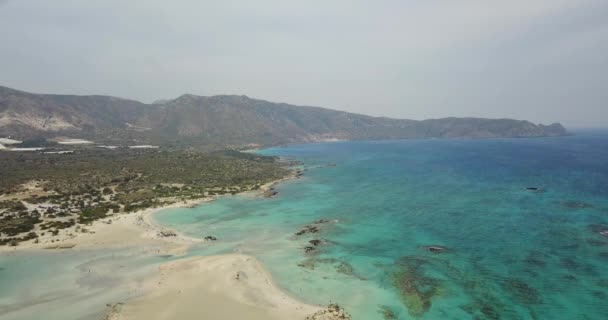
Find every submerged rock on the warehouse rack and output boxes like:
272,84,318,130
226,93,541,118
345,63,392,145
309,239,325,246
295,219,331,236
335,262,354,276
424,245,448,253
296,225,320,236
377,305,398,319
305,303,351,320
304,246,316,254
526,187,544,193
263,188,279,198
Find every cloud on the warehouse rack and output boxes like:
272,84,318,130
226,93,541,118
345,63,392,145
0,0,606,127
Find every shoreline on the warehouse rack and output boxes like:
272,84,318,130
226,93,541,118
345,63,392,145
1,169,340,320
0,167,298,254
0,198,210,255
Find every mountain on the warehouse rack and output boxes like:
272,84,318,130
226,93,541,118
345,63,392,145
0,86,568,149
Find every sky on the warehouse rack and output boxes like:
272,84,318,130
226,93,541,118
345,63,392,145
0,1,607,127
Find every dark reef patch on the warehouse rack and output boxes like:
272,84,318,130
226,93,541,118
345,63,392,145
377,305,398,319
391,256,445,317
560,257,579,270
596,279,608,288
502,278,542,305
523,255,546,268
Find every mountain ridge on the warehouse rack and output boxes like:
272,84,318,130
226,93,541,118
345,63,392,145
0,85,569,149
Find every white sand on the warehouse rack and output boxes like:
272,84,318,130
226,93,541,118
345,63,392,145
1,173,328,320
110,255,321,320
0,173,291,252
0,199,208,254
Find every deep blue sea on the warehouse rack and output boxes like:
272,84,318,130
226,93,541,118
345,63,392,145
2,132,608,319
157,132,608,319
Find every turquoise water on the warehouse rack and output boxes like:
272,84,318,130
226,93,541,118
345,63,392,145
156,133,608,319
2,133,607,319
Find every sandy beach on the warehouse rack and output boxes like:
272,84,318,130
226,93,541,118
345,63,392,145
108,254,321,320
0,172,339,320
0,198,210,255
0,171,293,254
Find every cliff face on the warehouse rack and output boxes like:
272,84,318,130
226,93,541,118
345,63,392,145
0,86,569,148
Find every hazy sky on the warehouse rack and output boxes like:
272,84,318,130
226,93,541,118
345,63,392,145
1,1,607,127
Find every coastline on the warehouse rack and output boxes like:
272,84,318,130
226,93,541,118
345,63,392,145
0,168,297,254
0,198,209,255
1,169,335,320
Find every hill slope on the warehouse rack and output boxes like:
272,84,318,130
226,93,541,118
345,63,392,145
0,86,568,148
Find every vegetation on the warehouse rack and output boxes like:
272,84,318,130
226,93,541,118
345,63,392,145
0,85,568,150
0,148,289,245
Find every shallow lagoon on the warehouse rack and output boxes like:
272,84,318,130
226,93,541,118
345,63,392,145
157,133,608,319
0,248,166,320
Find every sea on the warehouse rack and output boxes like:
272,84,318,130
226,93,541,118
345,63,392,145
2,131,608,319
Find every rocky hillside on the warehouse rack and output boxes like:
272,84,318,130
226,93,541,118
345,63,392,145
0,86,568,148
